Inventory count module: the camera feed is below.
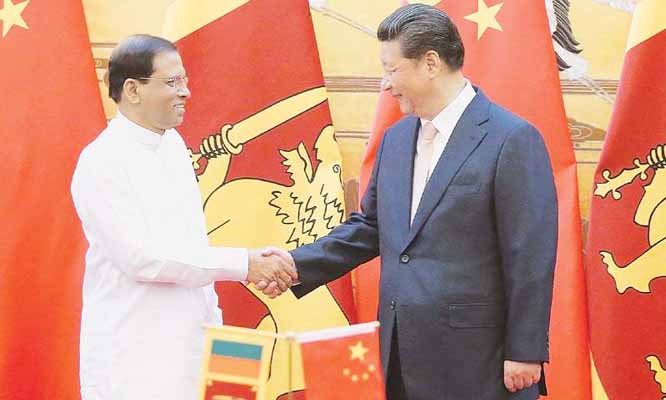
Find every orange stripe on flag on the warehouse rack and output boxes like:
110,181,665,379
209,355,261,378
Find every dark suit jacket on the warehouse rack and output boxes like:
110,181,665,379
291,89,557,400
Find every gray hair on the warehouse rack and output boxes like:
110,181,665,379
377,4,464,70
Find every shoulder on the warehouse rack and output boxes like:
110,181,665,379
76,126,121,169
487,102,535,136
479,101,545,151
382,115,418,146
386,115,418,134
73,122,133,188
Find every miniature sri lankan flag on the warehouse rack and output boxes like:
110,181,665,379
200,325,275,400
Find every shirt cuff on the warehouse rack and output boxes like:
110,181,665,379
205,246,249,282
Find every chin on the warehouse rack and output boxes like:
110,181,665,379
398,103,413,115
172,117,185,127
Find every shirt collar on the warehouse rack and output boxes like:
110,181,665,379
113,111,165,148
419,79,476,133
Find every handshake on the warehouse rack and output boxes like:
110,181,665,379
246,247,297,298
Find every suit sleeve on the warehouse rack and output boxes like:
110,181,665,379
494,123,557,362
290,130,387,298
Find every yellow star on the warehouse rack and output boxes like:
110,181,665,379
464,0,503,40
0,0,30,38
349,340,369,361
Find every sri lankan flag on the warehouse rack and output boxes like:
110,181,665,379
200,326,274,400
163,1,356,399
585,0,666,398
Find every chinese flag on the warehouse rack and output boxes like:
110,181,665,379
0,1,105,399
585,1,666,399
163,1,355,399
354,1,591,398
299,323,385,400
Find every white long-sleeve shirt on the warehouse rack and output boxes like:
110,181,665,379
71,112,248,400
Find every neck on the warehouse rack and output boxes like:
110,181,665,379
117,104,165,135
420,72,466,120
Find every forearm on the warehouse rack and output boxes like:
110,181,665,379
495,124,557,360
100,237,249,287
291,212,379,297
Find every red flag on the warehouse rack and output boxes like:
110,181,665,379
354,90,403,323
163,1,356,398
354,1,591,397
298,322,385,400
353,2,407,324
441,2,591,397
585,1,666,398
0,1,105,399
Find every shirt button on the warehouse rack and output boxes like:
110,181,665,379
400,254,410,263
390,300,396,310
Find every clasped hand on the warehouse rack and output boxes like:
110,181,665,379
246,247,296,298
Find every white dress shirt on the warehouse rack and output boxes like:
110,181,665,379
71,112,248,400
411,80,477,222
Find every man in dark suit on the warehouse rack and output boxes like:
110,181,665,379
262,4,557,399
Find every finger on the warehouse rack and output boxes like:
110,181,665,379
275,276,289,292
504,374,516,392
274,261,293,287
200,141,209,157
280,266,294,290
267,284,283,299
514,374,526,390
532,371,541,384
207,135,215,150
215,134,224,151
265,247,293,265
254,280,268,291
526,375,536,388
262,281,279,296
284,262,298,281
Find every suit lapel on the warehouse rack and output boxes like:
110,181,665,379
405,91,490,248
386,116,419,244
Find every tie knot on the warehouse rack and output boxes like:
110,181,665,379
422,121,438,142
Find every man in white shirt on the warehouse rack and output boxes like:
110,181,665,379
71,34,295,400
263,4,557,400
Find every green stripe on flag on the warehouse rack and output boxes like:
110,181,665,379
211,340,262,360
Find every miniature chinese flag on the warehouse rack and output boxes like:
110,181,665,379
298,322,385,400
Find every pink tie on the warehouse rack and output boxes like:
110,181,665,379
411,122,438,224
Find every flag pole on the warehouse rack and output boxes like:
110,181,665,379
286,332,295,400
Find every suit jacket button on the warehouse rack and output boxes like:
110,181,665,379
400,254,410,263
390,300,396,310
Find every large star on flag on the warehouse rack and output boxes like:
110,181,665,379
0,0,30,38
349,341,369,361
464,0,503,39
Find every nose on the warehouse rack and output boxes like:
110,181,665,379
380,75,391,91
177,85,191,98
